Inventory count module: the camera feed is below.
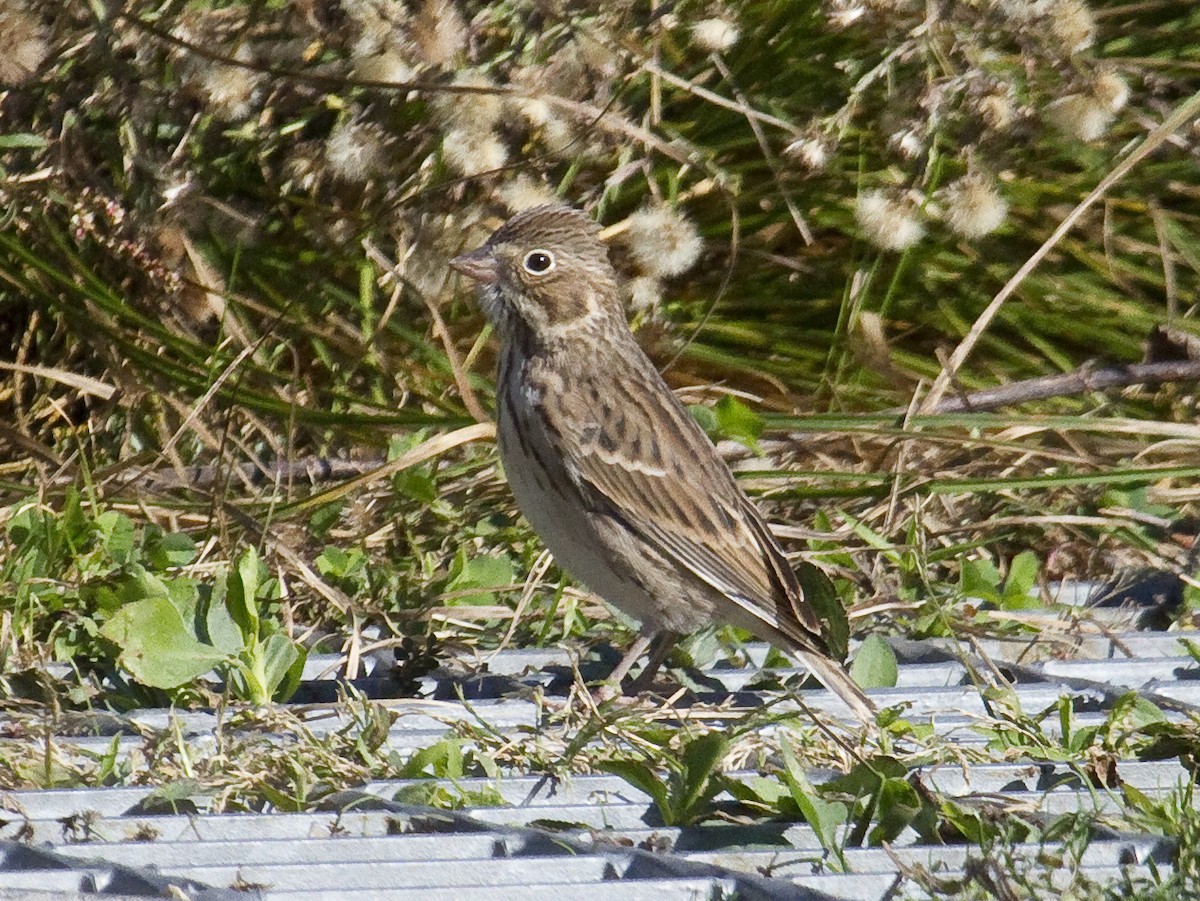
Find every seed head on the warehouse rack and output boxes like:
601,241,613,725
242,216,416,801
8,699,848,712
855,189,925,251
1092,71,1129,113
412,0,466,67
941,174,1007,239
497,175,558,213
624,206,704,279
627,276,663,312
890,128,924,160
784,135,835,172
354,48,415,85
691,18,739,53
1047,0,1096,55
325,121,387,182
190,45,260,121
435,70,505,132
442,126,508,177
978,90,1016,131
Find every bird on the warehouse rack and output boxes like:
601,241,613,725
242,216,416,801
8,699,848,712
450,204,876,723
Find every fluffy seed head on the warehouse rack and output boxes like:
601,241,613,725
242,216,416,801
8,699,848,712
855,189,925,251
1093,71,1130,112
627,276,662,312
624,206,703,279
784,135,835,171
498,175,559,213
1047,0,1096,54
412,0,466,67
442,126,508,177
942,174,1008,239
190,46,260,120
354,48,415,85
691,18,740,52
325,121,387,182
978,90,1016,131
826,0,867,27
511,96,552,128
1050,91,1112,141
890,128,924,160
435,70,505,132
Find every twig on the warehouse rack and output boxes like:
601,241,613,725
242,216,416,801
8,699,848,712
920,87,1200,413
917,359,1200,415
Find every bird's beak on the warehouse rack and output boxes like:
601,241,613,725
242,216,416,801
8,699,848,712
449,246,500,285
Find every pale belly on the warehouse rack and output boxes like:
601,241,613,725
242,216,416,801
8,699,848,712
496,392,714,635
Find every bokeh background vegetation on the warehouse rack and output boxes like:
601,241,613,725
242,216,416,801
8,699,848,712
1,0,1198,799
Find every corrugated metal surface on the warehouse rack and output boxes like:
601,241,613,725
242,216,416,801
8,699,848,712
3,612,1197,899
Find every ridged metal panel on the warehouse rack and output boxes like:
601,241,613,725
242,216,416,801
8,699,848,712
3,624,1198,899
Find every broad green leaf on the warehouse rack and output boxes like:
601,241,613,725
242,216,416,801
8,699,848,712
599,760,674,825
226,546,262,638
870,776,922,844
848,634,898,689
713,395,763,452
960,558,1001,604
96,511,135,565
146,531,198,569
204,578,244,656
780,742,847,866
797,563,848,660
678,732,728,816
687,403,719,436
101,595,226,688
259,631,303,702
999,550,1041,609
445,552,514,606
400,738,467,779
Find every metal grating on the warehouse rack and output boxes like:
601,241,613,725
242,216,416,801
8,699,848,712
2,613,1199,900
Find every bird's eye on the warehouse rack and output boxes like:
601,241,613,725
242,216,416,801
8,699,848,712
522,249,555,275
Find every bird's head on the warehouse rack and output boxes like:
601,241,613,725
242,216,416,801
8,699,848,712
450,205,622,342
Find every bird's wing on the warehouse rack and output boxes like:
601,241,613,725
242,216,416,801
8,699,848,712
537,359,825,649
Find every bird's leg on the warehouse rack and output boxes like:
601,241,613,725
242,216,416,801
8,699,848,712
623,630,681,695
602,633,654,692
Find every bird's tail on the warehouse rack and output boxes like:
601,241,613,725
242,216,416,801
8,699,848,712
791,646,877,726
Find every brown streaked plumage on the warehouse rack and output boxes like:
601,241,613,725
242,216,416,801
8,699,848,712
450,204,875,723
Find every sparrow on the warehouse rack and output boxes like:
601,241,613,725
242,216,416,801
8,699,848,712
450,204,875,723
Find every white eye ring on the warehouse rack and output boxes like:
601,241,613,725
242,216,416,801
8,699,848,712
522,249,556,275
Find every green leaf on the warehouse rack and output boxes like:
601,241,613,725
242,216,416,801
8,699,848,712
1108,692,1168,731
688,403,719,435
999,550,1041,610
960,558,1001,604
677,732,728,818
870,776,922,844
226,546,262,639
307,500,345,538
849,635,898,689
445,552,514,606
796,563,848,660
146,531,198,569
599,759,674,825
204,578,244,656
101,595,226,689
96,511,136,565
61,487,90,551
713,395,764,452
400,738,467,779
779,742,847,866
259,631,304,702
0,133,49,150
